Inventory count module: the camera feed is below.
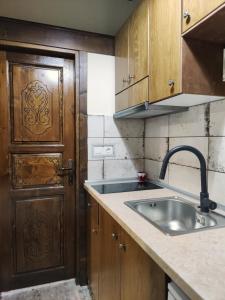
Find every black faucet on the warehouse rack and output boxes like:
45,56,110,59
159,145,217,213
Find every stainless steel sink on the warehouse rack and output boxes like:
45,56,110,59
125,196,225,235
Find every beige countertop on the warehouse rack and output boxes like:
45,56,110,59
84,182,225,300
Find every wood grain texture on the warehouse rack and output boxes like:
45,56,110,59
11,64,62,142
149,0,182,102
120,228,166,300
129,77,149,107
115,21,129,94
115,89,129,112
128,0,149,86
14,197,63,273
12,154,63,188
0,51,76,291
183,4,225,44
182,0,225,32
99,207,120,300
182,38,225,96
0,17,114,55
0,51,12,291
87,195,99,300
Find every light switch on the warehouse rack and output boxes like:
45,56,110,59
92,145,114,158
93,146,104,157
103,145,114,156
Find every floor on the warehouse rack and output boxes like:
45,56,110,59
0,279,92,300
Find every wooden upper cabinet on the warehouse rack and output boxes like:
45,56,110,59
149,0,182,102
115,21,129,94
128,0,149,86
115,0,149,95
182,0,225,32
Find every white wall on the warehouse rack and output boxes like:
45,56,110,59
87,53,115,116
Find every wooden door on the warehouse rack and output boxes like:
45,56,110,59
0,51,76,291
149,0,182,102
128,0,149,86
182,0,225,32
120,229,166,300
98,208,120,300
87,196,99,300
115,21,129,94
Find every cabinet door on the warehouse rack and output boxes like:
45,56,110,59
115,21,129,94
120,229,166,300
149,0,182,102
129,0,149,86
99,208,120,300
129,77,149,107
87,196,99,300
182,0,225,32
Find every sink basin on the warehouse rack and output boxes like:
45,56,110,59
125,196,225,235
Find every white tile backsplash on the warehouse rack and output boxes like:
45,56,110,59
169,137,208,168
104,138,144,160
169,164,201,195
208,171,225,205
88,115,104,138
145,138,168,161
88,160,103,181
209,99,225,136
209,137,225,172
104,159,144,179
104,116,144,138
169,104,207,137
145,115,169,137
145,159,168,183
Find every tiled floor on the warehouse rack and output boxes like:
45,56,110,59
0,279,92,300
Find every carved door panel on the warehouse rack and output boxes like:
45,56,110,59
0,51,75,290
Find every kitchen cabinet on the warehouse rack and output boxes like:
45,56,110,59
120,228,166,300
115,0,225,113
87,195,166,300
115,0,149,95
98,206,121,300
128,0,149,86
115,21,129,94
182,0,225,32
149,0,182,102
115,77,148,112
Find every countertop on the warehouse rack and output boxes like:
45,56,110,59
84,181,225,300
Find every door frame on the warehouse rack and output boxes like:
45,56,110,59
0,40,88,286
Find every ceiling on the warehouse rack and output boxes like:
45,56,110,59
0,0,139,36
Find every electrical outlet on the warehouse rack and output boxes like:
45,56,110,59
103,145,114,156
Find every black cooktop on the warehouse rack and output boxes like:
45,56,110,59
92,181,163,194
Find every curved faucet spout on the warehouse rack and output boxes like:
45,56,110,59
159,145,217,213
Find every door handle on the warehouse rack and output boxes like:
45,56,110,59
58,159,74,185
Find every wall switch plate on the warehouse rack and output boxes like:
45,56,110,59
103,145,114,156
92,145,114,158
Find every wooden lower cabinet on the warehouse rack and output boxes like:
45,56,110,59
87,195,166,300
98,207,121,300
120,228,166,300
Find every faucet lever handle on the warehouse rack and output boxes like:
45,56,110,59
209,200,217,211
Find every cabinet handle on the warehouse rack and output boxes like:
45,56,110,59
92,228,98,234
128,74,135,80
122,78,129,84
119,243,126,251
183,10,191,21
112,233,118,240
168,80,175,87
87,202,91,207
